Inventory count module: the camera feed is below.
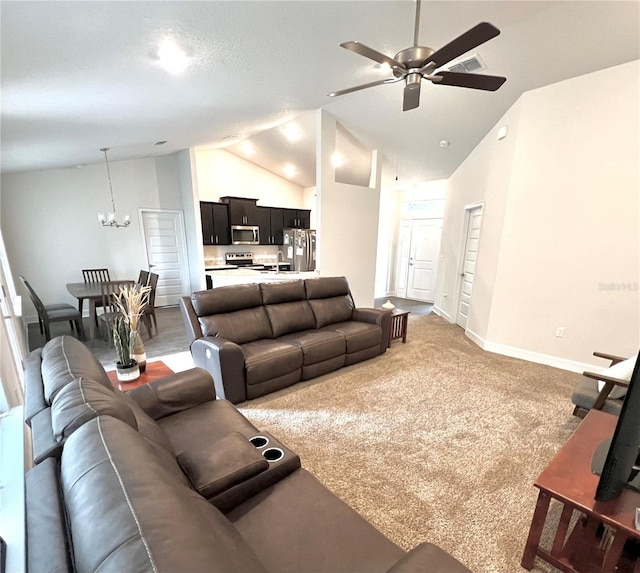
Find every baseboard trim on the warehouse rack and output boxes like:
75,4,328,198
433,305,452,322
466,331,592,374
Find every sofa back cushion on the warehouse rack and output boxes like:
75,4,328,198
192,284,273,344
261,280,315,337
200,308,273,344
305,277,354,328
192,283,262,315
51,378,138,443
61,416,268,573
41,336,113,403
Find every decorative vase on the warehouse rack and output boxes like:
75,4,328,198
116,359,140,382
381,300,395,310
130,330,147,373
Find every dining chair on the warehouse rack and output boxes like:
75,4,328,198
97,280,134,344
137,269,150,286
19,275,85,342
82,268,112,324
141,272,159,337
82,268,111,283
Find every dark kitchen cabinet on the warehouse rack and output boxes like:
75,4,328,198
283,209,311,229
220,196,258,225
200,202,230,245
256,207,285,245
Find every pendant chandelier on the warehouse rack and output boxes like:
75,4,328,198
97,147,131,228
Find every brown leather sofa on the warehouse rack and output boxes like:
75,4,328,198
180,276,391,403
23,335,471,573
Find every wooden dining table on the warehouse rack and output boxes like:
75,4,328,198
66,281,132,344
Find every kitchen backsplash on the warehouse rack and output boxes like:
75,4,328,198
204,245,283,266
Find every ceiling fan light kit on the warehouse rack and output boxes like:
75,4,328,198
329,0,507,111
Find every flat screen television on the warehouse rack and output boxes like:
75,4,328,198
592,350,640,502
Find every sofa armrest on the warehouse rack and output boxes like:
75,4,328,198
191,337,247,404
177,432,268,499
126,368,216,420
386,543,471,573
353,308,391,355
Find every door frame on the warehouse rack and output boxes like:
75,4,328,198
454,202,484,328
138,208,191,306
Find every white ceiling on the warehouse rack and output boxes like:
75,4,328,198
1,1,638,187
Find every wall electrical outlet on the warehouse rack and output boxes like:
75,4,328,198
556,327,565,338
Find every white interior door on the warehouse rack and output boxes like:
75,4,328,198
406,219,442,302
456,206,483,328
140,210,190,307
395,221,411,298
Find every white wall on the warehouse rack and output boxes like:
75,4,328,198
194,148,305,207
435,60,640,371
317,110,381,306
1,153,189,319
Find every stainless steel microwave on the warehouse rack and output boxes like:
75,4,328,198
231,225,259,245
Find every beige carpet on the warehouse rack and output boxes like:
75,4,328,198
239,313,583,573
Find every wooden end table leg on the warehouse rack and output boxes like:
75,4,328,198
522,491,552,570
601,530,628,573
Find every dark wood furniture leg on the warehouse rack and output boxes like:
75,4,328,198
522,491,552,570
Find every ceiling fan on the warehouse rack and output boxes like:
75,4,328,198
328,0,507,111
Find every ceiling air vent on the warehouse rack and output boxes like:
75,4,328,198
445,54,486,74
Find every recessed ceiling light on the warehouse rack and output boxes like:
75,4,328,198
283,123,302,143
439,139,450,148
241,142,256,156
284,163,297,178
331,152,344,168
157,38,189,74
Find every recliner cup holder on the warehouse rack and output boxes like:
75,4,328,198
250,435,269,448
262,447,284,463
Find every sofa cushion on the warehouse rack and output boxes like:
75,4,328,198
157,399,261,456
279,329,346,365
304,276,351,300
265,301,316,337
260,280,306,304
322,322,382,354
41,336,112,403
192,283,263,315
200,307,273,344
228,468,406,573
177,432,268,499
51,378,137,443
61,416,268,573
308,297,354,329
243,339,303,386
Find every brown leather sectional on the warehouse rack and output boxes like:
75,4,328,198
180,276,391,403
23,335,471,573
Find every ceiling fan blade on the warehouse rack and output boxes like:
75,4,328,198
430,71,506,91
426,22,500,68
340,41,406,71
402,81,421,111
329,77,402,98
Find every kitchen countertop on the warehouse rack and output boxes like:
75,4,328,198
205,268,319,287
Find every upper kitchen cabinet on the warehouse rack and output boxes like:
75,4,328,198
256,207,285,245
283,209,311,229
200,202,231,245
220,196,258,225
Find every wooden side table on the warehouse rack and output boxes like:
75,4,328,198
522,410,640,572
106,360,174,391
388,309,410,348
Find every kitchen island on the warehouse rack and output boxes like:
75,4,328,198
205,268,320,288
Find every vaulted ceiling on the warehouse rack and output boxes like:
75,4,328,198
1,1,638,186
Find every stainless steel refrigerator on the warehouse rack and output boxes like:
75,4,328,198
282,229,316,271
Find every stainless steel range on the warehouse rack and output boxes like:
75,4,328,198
225,252,256,267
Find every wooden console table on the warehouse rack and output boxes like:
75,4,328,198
388,308,410,347
107,360,174,391
522,409,640,572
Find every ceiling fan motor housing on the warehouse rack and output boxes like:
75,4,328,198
393,46,435,75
